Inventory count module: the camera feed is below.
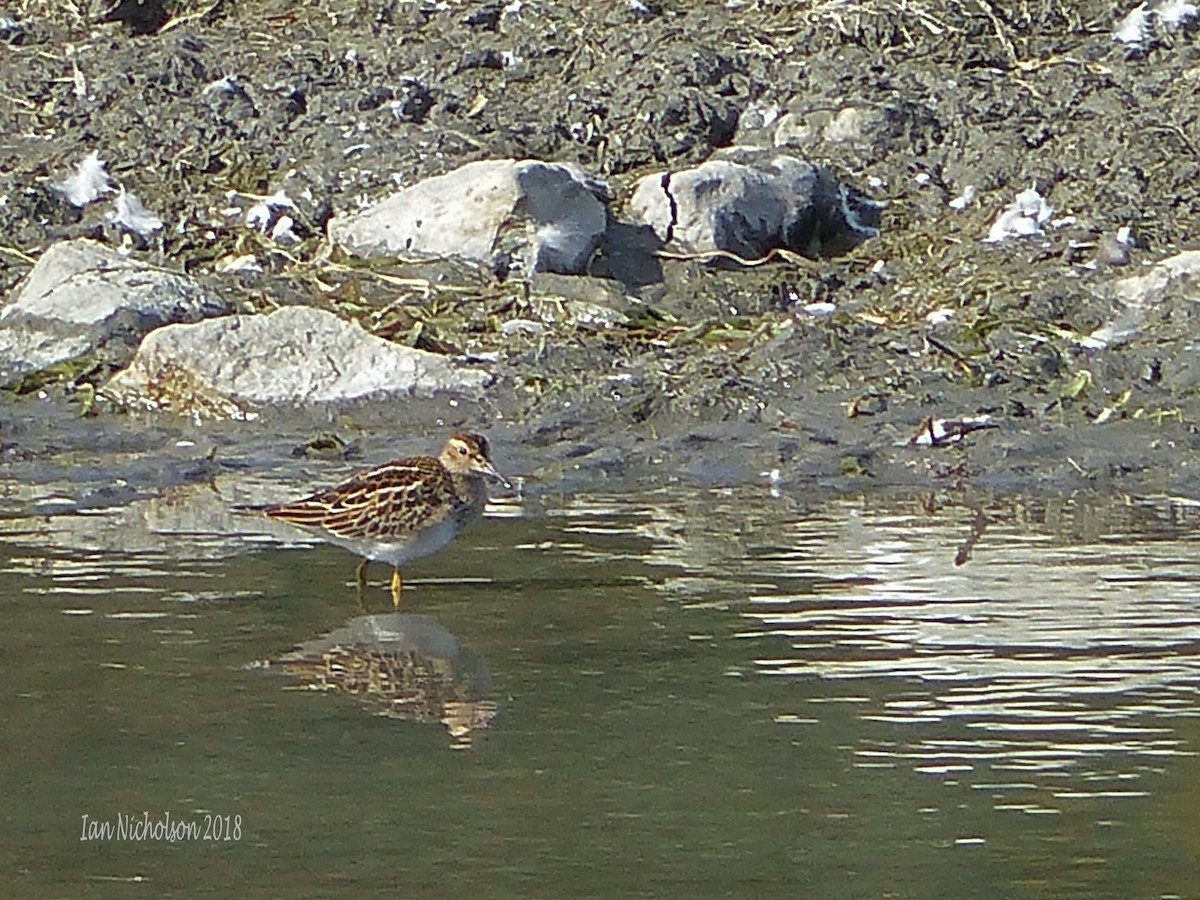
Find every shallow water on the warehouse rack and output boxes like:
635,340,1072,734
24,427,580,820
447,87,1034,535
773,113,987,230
2,484,1199,897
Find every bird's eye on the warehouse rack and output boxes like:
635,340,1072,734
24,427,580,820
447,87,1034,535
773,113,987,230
459,445,468,455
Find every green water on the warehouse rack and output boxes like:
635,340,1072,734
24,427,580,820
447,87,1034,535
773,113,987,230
2,488,1198,897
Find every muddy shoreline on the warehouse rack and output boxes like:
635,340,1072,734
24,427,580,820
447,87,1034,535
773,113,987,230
2,1,1199,502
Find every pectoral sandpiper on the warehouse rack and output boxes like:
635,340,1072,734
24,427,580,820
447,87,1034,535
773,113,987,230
240,433,502,606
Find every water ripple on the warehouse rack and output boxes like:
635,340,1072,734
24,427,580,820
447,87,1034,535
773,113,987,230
651,491,1200,804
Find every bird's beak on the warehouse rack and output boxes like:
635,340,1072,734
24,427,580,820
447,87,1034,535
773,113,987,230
477,459,508,486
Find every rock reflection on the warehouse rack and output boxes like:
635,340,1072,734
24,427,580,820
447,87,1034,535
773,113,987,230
264,614,496,749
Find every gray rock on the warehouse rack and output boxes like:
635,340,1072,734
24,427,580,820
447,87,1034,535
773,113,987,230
626,152,880,261
737,102,933,159
1085,250,1200,350
328,159,609,278
0,239,231,388
1113,249,1200,305
103,305,492,418
528,272,630,312
775,106,900,151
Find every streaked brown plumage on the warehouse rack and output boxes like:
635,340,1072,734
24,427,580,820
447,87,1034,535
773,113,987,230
243,433,501,605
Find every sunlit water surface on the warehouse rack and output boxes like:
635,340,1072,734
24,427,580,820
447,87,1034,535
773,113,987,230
2,485,1199,897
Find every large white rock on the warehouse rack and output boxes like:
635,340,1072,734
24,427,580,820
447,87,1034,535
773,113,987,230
0,239,230,387
328,159,608,277
103,305,492,418
627,152,880,260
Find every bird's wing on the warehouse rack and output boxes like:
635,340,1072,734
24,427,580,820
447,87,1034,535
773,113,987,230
260,459,457,540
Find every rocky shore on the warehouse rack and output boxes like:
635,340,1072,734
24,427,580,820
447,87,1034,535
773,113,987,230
2,0,1199,499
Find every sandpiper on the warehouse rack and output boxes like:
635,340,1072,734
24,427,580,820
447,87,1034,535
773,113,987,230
241,433,501,606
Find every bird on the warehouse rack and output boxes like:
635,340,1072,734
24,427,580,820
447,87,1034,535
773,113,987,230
239,433,502,606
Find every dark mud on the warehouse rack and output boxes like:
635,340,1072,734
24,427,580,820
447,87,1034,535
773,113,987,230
2,0,1200,499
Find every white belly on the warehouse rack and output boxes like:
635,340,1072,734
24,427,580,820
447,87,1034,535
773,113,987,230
327,516,463,568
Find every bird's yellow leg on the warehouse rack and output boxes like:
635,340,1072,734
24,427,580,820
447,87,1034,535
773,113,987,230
391,568,403,608
354,560,372,611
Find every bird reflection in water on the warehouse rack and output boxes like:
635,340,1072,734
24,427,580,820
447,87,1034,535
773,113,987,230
262,614,496,749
